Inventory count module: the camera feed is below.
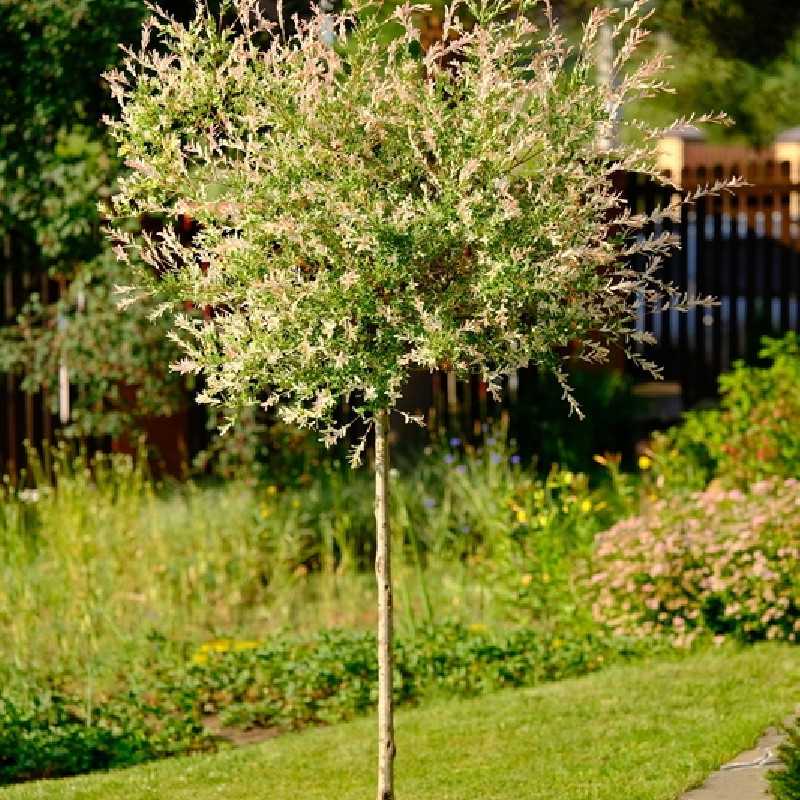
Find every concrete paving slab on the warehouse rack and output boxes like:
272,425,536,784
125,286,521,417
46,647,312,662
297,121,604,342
680,728,784,800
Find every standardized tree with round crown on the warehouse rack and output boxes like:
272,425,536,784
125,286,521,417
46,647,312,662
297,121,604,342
105,1,736,796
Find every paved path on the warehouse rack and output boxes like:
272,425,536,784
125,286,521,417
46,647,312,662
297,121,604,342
680,728,784,800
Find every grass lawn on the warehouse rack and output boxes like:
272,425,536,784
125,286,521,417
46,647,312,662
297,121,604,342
4,644,799,800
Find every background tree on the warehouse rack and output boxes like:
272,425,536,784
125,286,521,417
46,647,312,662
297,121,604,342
0,0,197,443
0,0,340,455
653,0,800,144
550,0,800,146
105,0,735,795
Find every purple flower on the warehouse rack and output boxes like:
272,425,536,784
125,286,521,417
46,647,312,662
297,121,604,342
490,452,501,465
444,453,456,465
511,454,521,465
456,464,466,474
449,437,462,447
423,497,436,509
487,437,497,446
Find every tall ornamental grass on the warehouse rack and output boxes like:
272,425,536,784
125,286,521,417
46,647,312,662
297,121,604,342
0,438,622,681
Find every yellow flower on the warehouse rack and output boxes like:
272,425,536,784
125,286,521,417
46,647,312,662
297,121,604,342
542,573,550,583
468,623,488,634
233,640,260,652
266,484,278,496
638,455,652,470
593,454,608,466
580,499,592,513
516,508,528,524
192,638,260,665
521,573,533,587
291,497,301,509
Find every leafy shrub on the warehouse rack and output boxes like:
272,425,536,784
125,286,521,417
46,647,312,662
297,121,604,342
0,692,208,785
0,252,186,440
590,478,800,645
646,333,800,493
770,718,800,800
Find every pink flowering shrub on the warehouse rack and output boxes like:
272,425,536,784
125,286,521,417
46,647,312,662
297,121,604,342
590,478,800,645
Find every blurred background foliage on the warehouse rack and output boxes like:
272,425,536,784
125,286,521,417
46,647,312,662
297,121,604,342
2,0,800,466
557,0,800,145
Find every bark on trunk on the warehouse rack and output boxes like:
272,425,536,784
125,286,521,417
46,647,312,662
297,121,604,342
597,0,618,151
374,410,396,800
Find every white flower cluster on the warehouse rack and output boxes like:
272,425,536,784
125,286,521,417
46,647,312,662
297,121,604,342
105,0,738,462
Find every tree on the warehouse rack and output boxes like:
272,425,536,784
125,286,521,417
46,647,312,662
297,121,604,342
550,0,800,146
105,1,734,795
652,0,800,145
0,0,200,444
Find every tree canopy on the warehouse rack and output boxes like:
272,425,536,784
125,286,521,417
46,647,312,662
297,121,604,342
106,0,732,458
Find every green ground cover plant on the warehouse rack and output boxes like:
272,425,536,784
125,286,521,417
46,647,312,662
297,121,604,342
2,646,798,800
0,623,658,785
0,691,204,786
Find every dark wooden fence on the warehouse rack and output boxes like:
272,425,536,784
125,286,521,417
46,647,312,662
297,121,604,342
0,238,61,476
624,163,800,404
3,163,800,473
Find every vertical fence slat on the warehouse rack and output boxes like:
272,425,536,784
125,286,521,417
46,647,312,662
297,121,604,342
710,199,724,386
779,189,792,331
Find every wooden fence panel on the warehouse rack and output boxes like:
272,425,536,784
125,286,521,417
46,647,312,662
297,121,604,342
621,166,800,406
0,239,59,477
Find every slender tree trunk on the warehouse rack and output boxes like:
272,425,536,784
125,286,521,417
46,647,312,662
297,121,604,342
597,0,617,151
374,410,395,800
